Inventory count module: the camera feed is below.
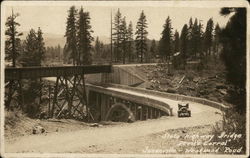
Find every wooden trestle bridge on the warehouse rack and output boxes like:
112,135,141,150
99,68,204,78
4,65,171,122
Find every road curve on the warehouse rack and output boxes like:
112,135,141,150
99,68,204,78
5,86,222,153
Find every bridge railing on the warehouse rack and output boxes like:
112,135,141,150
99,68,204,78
109,84,229,111
85,84,173,116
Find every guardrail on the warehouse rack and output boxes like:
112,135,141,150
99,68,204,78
109,84,229,111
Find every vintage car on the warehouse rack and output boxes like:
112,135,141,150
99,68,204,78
178,102,191,117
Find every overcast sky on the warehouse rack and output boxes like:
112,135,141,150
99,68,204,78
2,1,240,41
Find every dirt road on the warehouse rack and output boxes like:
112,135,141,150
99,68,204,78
5,101,221,153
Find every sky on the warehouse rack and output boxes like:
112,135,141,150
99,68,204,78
2,1,238,41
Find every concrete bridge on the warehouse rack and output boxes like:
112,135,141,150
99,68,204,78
86,84,172,122
4,64,226,123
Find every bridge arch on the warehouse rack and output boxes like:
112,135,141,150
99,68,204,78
105,103,135,122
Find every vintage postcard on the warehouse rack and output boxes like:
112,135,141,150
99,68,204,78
0,0,249,157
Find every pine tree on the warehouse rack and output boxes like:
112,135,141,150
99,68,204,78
213,23,221,58
20,29,38,66
159,16,173,62
150,39,157,60
173,30,180,54
120,17,128,64
135,10,148,63
198,21,204,59
191,18,200,59
187,17,193,58
64,6,78,65
112,9,122,62
220,8,246,113
127,21,134,62
5,10,23,67
77,7,93,65
95,37,101,56
20,28,46,66
36,27,45,66
57,44,62,62
180,24,188,69
18,28,46,115
94,36,105,62
204,18,214,56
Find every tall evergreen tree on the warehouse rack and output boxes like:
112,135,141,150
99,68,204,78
57,44,62,62
64,6,78,65
20,28,45,66
204,18,214,56
127,21,134,62
213,23,221,57
190,18,200,59
187,17,193,58
20,29,38,66
36,27,45,66
95,36,101,55
112,9,122,62
135,10,148,63
173,30,180,54
150,39,157,60
120,17,128,64
77,7,93,65
5,10,23,67
220,8,246,113
198,21,204,59
180,24,188,68
18,28,46,115
159,16,173,62
94,36,105,62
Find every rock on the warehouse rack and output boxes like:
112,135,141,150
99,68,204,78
199,90,208,95
166,88,177,93
218,89,227,95
159,78,171,85
187,86,195,91
146,86,154,90
39,111,47,119
33,125,45,134
216,84,227,89
193,77,200,83
89,123,101,127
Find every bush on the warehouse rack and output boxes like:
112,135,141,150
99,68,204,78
212,108,246,154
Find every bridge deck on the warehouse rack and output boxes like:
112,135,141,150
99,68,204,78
5,65,112,80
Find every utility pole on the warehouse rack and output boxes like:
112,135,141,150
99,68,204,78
110,10,113,64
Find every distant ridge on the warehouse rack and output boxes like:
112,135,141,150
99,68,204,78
20,31,159,47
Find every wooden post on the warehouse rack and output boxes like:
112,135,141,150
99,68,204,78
158,110,161,118
18,80,24,110
128,102,131,111
134,104,137,121
48,85,51,118
101,94,107,121
154,109,158,118
145,106,148,120
149,107,153,119
63,76,71,116
39,77,42,105
52,77,59,118
140,106,143,121
106,96,111,111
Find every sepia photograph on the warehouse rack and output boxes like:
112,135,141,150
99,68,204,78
0,0,249,157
